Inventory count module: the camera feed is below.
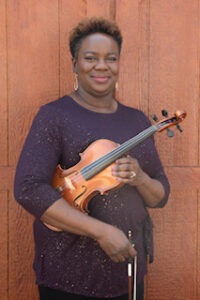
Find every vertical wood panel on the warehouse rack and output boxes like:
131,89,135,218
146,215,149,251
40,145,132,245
9,195,38,300
137,0,150,115
199,0,200,167
60,0,86,97
149,0,199,166
0,0,8,165
198,191,200,299
8,0,60,165
7,1,60,299
0,191,8,300
147,190,197,300
86,0,115,19
115,0,140,108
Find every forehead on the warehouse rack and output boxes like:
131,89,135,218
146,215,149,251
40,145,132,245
79,33,119,54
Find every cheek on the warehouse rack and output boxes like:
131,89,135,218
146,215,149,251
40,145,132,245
110,63,119,75
78,62,94,73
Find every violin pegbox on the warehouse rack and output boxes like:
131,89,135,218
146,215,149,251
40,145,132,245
151,109,187,137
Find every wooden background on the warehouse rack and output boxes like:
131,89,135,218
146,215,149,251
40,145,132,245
0,0,199,299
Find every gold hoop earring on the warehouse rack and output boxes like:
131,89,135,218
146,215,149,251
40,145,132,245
74,74,78,91
115,82,118,89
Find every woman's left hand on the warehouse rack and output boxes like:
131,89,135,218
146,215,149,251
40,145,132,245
111,155,145,186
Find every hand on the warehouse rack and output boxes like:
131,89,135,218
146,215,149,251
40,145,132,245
111,155,145,186
96,224,137,263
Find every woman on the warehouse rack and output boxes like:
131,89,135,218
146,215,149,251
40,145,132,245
14,17,170,300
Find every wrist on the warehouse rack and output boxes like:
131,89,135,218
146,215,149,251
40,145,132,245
129,169,149,187
87,218,109,241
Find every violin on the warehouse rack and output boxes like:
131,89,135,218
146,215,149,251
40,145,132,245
51,110,186,214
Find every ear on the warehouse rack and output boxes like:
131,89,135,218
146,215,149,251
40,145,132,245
72,57,78,74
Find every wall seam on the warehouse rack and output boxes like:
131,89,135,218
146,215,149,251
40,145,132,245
196,1,200,298
5,0,9,299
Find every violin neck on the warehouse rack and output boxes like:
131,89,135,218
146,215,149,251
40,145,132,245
81,124,158,180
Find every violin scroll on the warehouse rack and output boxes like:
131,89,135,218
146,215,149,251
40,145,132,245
152,109,187,136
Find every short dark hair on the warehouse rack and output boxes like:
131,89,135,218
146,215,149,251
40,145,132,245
69,17,123,58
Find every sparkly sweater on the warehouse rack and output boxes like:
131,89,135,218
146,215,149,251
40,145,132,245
14,95,170,298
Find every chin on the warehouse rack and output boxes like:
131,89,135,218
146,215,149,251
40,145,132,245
89,85,114,96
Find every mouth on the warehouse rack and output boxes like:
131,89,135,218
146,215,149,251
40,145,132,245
91,76,110,83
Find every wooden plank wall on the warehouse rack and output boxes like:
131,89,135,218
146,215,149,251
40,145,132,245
0,1,199,299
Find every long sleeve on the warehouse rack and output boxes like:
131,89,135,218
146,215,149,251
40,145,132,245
135,112,170,208
14,105,63,218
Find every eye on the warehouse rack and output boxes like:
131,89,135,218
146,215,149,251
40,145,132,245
85,56,96,61
107,57,117,62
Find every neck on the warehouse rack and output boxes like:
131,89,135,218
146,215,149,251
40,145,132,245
71,88,118,113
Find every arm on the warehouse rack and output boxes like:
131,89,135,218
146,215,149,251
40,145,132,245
40,197,136,262
112,156,166,208
14,105,136,262
112,130,170,209
131,165,165,208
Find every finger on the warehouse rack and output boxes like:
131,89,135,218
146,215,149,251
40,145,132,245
112,171,131,178
113,163,133,172
114,177,133,183
110,254,125,263
112,171,137,180
116,157,135,165
128,245,137,258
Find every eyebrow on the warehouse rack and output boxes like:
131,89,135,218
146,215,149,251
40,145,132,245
84,51,118,55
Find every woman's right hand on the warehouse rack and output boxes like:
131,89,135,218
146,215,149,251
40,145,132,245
41,198,136,263
96,224,137,262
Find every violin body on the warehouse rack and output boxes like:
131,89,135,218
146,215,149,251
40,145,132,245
51,139,122,212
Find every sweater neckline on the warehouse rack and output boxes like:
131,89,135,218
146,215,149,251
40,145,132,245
66,95,121,115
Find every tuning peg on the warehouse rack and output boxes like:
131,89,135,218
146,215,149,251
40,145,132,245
152,114,159,122
176,124,183,132
161,109,168,117
166,128,174,137
152,111,174,137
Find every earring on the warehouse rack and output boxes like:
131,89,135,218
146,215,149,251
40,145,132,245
74,74,78,91
115,82,118,89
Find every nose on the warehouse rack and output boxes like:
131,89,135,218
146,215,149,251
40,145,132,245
94,58,108,70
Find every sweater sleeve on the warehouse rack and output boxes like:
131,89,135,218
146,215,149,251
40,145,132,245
134,111,170,208
14,105,63,218
144,136,170,208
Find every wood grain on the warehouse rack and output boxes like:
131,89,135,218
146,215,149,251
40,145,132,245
198,191,200,299
149,0,199,166
147,190,197,299
86,0,115,19
7,0,60,166
0,0,8,166
115,0,140,108
0,191,8,300
9,194,38,300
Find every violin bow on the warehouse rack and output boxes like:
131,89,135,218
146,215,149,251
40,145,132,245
128,230,137,300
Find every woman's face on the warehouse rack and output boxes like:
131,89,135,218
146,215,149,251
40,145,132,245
73,33,120,96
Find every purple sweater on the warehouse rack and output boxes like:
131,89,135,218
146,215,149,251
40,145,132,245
14,95,170,298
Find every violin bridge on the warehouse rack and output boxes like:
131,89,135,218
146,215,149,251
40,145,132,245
64,177,75,190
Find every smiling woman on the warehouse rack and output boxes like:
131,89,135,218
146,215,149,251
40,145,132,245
14,17,170,300
71,33,119,100
69,18,122,111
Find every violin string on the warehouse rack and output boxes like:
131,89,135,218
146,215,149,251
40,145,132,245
58,125,157,185
81,125,158,179
55,125,158,190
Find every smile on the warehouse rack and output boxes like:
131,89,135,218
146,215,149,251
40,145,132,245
91,76,110,83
